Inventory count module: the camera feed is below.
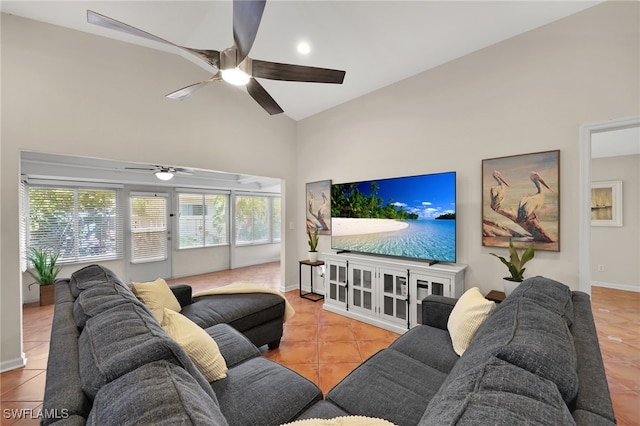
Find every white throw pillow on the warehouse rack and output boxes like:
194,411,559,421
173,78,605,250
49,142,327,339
161,308,228,381
447,287,496,356
281,416,395,426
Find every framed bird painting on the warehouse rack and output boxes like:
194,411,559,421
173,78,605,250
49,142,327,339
482,150,560,251
306,180,332,235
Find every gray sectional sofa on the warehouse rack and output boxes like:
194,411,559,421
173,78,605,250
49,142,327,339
322,276,617,425
42,265,615,425
43,264,321,425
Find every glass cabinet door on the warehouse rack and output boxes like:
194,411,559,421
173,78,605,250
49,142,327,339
379,268,409,327
326,260,348,308
410,273,450,327
350,263,375,315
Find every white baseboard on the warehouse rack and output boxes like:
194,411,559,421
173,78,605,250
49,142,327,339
0,353,27,373
281,283,299,293
280,283,325,295
592,281,640,293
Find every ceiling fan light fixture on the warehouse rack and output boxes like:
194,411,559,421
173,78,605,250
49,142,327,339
221,68,250,86
155,171,174,181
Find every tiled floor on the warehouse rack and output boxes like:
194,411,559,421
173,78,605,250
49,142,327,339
1,262,638,425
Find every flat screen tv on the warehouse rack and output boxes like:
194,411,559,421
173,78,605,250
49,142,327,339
331,171,456,264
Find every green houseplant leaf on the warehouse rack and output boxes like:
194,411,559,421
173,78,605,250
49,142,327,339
27,247,62,290
490,239,535,282
307,229,319,252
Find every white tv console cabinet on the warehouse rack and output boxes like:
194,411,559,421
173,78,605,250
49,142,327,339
323,252,467,334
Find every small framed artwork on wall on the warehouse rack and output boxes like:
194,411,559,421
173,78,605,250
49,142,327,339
591,180,623,227
482,150,560,252
306,180,331,234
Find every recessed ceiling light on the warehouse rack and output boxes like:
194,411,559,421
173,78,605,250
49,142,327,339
297,41,311,55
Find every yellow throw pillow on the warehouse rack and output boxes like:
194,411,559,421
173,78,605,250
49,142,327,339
130,278,181,322
161,308,228,382
447,287,496,356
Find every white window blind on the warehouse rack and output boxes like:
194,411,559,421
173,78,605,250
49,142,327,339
27,185,123,263
20,179,28,271
178,193,228,249
272,197,281,242
130,195,167,263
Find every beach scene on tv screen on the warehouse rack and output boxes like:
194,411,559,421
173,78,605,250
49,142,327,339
331,172,456,263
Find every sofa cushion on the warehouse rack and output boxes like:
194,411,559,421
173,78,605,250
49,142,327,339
504,276,574,327
447,287,496,355
494,298,578,404
131,278,182,321
78,303,216,403
182,293,285,331
73,280,146,328
420,357,575,426
295,401,350,421
69,264,125,298
389,325,459,374
205,323,261,368
211,357,323,426
161,308,228,381
87,360,228,426
327,349,448,426
442,279,579,406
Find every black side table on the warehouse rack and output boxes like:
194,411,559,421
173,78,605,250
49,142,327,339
299,260,325,302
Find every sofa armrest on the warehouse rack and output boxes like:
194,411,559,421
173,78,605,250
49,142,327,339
169,284,193,307
422,295,457,330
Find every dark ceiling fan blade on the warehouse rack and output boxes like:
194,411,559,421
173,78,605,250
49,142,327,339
252,60,346,84
87,10,220,68
246,79,284,115
233,0,266,64
166,73,221,100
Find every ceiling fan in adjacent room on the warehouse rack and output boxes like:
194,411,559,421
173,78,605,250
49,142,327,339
87,0,346,115
124,165,195,181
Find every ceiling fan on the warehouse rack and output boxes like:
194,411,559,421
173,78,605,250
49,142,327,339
87,1,346,115
124,165,194,181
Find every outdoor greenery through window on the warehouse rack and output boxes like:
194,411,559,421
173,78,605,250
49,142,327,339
235,195,281,245
27,186,122,263
178,193,228,249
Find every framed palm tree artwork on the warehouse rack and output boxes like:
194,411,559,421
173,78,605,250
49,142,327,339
482,150,560,252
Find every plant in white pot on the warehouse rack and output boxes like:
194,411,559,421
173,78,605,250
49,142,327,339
307,229,319,262
27,247,62,306
490,239,535,297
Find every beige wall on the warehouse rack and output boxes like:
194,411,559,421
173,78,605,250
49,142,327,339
591,154,640,290
0,14,298,370
2,1,639,370
296,1,639,294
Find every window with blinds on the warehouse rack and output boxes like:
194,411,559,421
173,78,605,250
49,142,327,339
178,193,228,249
272,197,281,242
130,195,167,263
235,195,281,245
26,186,123,263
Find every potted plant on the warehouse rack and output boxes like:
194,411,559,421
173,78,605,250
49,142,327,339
307,229,319,262
27,247,62,306
490,239,534,296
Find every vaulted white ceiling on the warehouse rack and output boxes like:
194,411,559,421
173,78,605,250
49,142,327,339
1,0,602,121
